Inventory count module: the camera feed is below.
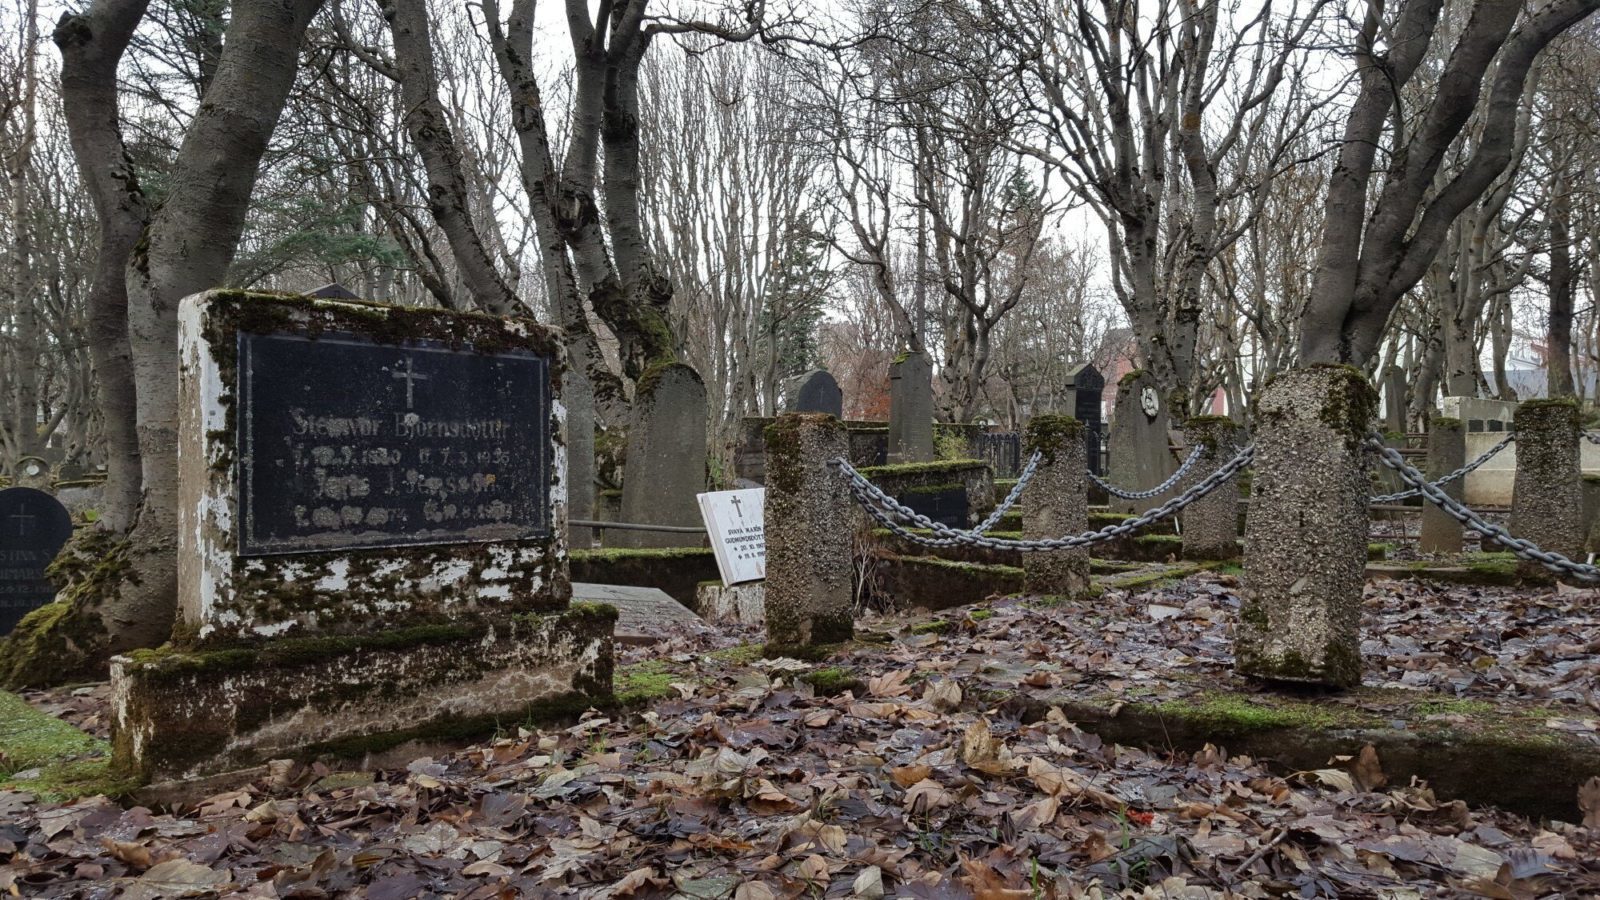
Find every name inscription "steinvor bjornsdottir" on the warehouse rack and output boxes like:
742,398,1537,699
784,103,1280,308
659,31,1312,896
237,332,551,556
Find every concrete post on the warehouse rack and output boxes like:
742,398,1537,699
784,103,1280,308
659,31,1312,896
763,414,854,652
1510,399,1582,577
1237,366,1374,688
1419,417,1465,554
1021,416,1090,598
1180,416,1243,560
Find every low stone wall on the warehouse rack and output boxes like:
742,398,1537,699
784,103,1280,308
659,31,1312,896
854,459,995,527
734,417,989,484
1458,425,1600,508
569,548,720,611
865,554,1022,610
111,606,614,781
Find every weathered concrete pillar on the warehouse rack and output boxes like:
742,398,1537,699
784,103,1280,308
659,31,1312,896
1510,399,1582,576
1237,366,1374,688
1582,476,1600,556
1419,417,1465,554
764,414,853,652
1180,416,1243,560
1021,415,1090,598
888,351,934,463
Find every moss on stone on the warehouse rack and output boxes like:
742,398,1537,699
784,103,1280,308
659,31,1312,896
1431,416,1462,429
1023,415,1083,466
857,459,985,479
1309,363,1380,447
909,619,952,635
1148,692,1346,738
968,609,995,621
571,546,714,562
1118,369,1146,386
802,666,863,695
899,481,963,497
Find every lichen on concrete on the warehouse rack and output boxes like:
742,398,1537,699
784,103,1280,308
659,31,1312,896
1238,366,1373,688
1510,398,1582,577
1179,416,1244,561
763,414,854,653
1022,415,1089,598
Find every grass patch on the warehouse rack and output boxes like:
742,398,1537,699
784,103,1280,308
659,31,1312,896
0,690,130,800
614,660,684,706
1413,698,1497,717
803,666,863,695
706,643,762,665
1147,692,1349,738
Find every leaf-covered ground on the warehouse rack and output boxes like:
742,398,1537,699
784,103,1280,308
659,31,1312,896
4,572,1599,898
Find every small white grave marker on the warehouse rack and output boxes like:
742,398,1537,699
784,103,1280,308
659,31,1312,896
697,488,765,585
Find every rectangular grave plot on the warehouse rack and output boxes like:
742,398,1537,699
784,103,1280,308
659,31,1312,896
237,332,551,556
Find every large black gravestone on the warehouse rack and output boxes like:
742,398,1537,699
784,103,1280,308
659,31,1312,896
238,332,551,555
789,369,843,418
1066,363,1105,474
898,486,969,529
0,487,73,635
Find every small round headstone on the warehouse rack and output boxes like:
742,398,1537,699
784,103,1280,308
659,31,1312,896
13,456,52,490
0,487,74,637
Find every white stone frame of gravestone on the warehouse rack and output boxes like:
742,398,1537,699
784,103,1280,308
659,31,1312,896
174,290,575,645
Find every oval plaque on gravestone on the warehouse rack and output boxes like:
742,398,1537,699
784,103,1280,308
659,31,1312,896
237,332,551,556
0,487,74,636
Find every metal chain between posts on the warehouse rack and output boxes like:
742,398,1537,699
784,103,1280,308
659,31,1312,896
1365,434,1600,582
832,444,1254,552
1369,432,1516,503
1087,444,1205,500
971,450,1043,535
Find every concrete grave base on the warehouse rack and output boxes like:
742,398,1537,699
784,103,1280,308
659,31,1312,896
110,605,614,782
697,581,765,624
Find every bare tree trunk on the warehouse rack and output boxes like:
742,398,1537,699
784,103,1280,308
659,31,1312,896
1548,182,1576,396
52,0,149,531
381,0,517,316
7,0,43,465
103,0,325,664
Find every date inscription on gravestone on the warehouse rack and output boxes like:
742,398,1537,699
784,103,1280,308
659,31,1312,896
238,332,550,556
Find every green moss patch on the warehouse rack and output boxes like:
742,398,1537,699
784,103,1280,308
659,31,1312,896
0,691,130,800
802,666,863,695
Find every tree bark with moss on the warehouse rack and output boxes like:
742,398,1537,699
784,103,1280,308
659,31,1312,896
0,0,326,688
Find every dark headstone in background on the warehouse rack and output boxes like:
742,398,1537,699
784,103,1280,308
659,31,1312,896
306,283,361,300
0,487,73,636
788,369,843,418
1065,363,1105,474
897,486,968,529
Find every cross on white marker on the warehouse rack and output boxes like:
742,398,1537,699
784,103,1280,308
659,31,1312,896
730,495,744,519
392,355,429,409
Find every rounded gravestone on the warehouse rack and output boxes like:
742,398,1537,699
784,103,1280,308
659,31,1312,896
788,369,843,418
14,456,51,490
0,486,74,636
